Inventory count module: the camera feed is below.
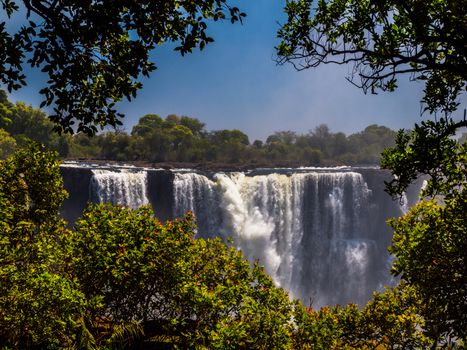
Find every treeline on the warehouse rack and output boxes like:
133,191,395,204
0,90,396,165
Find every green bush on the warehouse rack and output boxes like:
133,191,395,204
0,144,84,348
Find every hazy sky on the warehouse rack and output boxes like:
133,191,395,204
7,0,466,141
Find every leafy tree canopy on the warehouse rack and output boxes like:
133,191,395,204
0,0,245,135
382,120,467,343
209,129,250,145
0,144,84,347
389,198,467,344
277,0,466,115
0,91,71,155
293,283,432,349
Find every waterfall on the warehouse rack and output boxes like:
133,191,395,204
90,169,149,209
212,172,306,290
77,165,400,307
172,171,386,307
173,172,221,233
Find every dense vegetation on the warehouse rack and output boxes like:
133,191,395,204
0,90,396,166
382,120,467,345
0,146,451,349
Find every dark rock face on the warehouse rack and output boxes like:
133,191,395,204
60,165,175,223
60,166,93,225
147,170,175,221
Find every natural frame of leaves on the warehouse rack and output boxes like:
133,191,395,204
276,0,466,116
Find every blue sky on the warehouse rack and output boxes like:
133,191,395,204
6,0,465,141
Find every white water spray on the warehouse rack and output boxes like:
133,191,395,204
173,171,383,306
90,169,149,209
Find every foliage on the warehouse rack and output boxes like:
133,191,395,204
382,117,466,199
0,128,16,158
292,283,431,349
277,0,466,115
0,92,71,156
381,115,467,344
0,144,84,348
0,0,245,135
0,91,398,165
389,198,467,344
292,302,356,349
355,284,433,349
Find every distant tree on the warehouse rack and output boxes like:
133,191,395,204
267,131,297,145
168,124,193,155
309,124,332,156
345,125,396,164
128,114,206,162
209,129,250,145
165,114,181,126
328,132,348,158
253,139,264,148
0,102,54,146
131,114,164,137
97,131,132,161
0,1,245,135
360,125,397,148
0,90,9,105
141,130,172,162
266,134,280,145
180,115,206,137
68,132,101,159
301,147,322,165
266,141,289,163
0,90,14,126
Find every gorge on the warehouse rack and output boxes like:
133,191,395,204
60,163,416,308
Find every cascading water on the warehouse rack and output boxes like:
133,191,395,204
172,171,391,307
90,169,149,209
72,165,407,307
212,172,306,292
173,173,221,233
